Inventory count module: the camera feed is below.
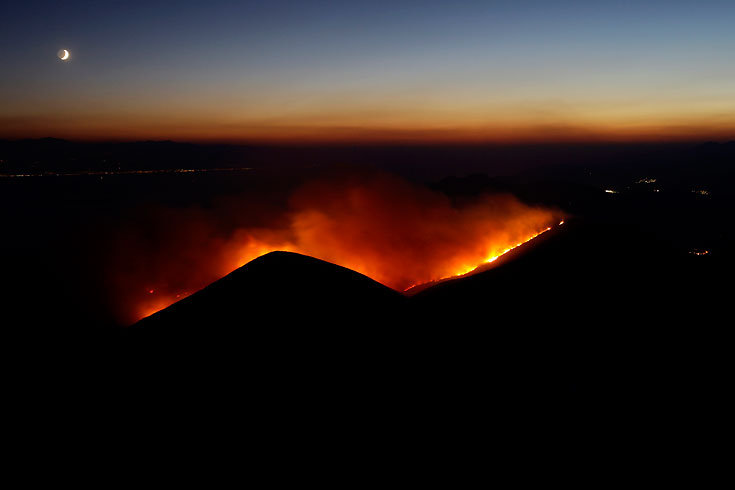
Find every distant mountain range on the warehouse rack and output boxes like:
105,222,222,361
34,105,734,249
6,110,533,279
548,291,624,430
1,138,733,175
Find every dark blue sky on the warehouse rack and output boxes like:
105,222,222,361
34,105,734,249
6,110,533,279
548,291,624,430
2,1,734,142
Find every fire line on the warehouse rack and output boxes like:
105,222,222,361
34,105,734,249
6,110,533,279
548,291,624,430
135,220,563,322
403,221,563,292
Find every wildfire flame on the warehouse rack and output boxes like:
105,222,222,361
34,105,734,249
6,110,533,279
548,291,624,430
112,173,563,324
403,223,559,291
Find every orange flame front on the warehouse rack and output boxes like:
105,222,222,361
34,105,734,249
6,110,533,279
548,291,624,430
117,174,562,323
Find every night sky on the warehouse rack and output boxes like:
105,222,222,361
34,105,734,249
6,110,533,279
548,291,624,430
2,0,734,142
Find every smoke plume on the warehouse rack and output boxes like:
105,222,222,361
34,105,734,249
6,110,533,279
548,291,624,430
107,172,558,324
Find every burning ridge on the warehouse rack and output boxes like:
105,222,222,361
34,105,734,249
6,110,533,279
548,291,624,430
108,173,562,324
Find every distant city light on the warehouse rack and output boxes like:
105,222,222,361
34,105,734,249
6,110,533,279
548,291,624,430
0,167,254,178
604,189,618,194
636,177,657,184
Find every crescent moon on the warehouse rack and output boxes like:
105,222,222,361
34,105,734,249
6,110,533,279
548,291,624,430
60,49,69,60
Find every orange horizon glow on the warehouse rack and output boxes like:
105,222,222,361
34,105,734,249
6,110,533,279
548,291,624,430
4,95,734,144
3,119,733,145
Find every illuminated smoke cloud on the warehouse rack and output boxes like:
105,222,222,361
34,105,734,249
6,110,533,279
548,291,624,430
107,172,559,324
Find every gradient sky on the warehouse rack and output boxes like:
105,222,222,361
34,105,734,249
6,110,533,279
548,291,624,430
1,0,734,143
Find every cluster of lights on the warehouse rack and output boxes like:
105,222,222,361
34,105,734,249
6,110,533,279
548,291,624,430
0,167,253,179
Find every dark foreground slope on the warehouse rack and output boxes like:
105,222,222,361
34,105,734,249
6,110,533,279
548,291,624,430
13,221,729,463
127,219,729,407
134,250,404,333
123,246,588,421
126,251,411,394
412,219,729,402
